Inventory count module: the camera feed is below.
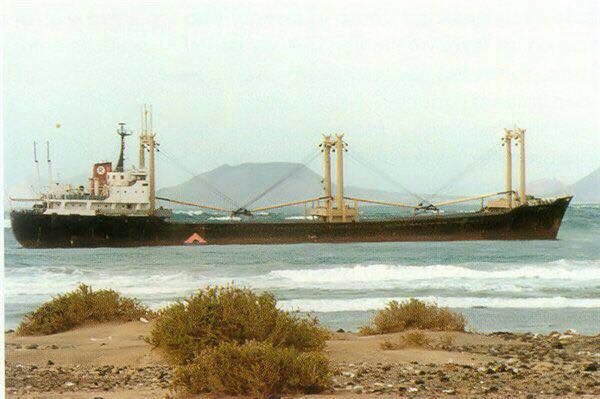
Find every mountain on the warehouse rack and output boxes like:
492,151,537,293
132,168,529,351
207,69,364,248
156,162,428,211
571,167,600,203
527,178,571,197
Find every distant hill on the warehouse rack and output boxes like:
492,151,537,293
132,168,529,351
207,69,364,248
158,162,600,211
528,178,571,197
526,167,600,203
571,167,600,203
156,162,429,211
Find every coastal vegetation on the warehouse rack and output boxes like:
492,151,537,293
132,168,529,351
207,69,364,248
17,284,152,336
359,299,466,335
150,285,331,397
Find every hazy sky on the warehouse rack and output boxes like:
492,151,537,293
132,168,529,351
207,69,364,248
3,0,599,199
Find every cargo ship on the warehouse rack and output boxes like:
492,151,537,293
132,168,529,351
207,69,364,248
9,107,572,248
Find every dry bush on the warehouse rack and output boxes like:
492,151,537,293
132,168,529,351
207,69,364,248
439,333,455,348
379,338,400,350
358,325,377,336
401,331,431,348
150,285,332,396
379,331,431,350
150,285,329,364
360,299,466,335
17,284,152,336
174,340,331,397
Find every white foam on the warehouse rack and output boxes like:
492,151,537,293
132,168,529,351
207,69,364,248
208,216,241,221
269,260,600,284
278,296,600,312
4,218,11,228
173,210,204,216
285,216,316,220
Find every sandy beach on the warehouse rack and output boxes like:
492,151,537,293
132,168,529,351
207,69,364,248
5,320,599,398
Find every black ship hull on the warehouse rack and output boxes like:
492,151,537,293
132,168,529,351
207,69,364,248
10,196,572,248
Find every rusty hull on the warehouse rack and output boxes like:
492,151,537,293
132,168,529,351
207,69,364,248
10,196,572,248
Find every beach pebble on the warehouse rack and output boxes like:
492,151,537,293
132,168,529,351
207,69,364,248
25,344,38,349
352,385,364,393
584,362,598,372
139,317,149,323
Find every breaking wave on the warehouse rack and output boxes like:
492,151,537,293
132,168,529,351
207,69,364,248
207,216,241,221
269,260,600,284
173,210,204,216
278,296,600,312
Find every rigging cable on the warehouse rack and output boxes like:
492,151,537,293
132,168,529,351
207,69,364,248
154,147,241,210
346,151,431,205
430,144,499,198
238,149,321,211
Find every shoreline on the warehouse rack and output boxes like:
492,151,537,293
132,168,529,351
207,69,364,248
6,306,600,336
5,321,599,398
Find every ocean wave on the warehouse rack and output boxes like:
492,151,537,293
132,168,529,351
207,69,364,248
278,296,600,312
4,218,11,228
269,260,600,284
173,210,204,216
208,216,241,221
6,259,600,300
285,216,316,220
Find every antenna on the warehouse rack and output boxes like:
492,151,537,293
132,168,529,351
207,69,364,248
33,142,41,196
46,141,54,189
116,122,132,172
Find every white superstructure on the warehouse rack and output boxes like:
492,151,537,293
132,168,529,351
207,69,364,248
13,105,168,218
43,169,151,216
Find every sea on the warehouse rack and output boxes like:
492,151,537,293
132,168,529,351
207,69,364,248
3,204,600,334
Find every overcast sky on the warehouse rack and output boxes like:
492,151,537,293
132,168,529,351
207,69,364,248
3,0,599,199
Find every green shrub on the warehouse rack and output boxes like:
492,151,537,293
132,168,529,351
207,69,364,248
401,330,432,348
174,340,331,397
360,299,466,335
439,333,455,348
379,338,399,350
150,285,329,364
379,331,432,350
150,285,332,396
17,284,152,336
358,325,377,335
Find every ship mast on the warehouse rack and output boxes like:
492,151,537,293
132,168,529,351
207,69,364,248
503,128,514,208
310,133,358,222
115,123,131,172
33,142,41,196
139,105,149,169
516,127,526,205
46,141,54,190
335,134,345,212
321,135,334,213
139,105,156,215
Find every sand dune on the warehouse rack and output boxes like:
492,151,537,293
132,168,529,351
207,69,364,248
5,321,600,398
